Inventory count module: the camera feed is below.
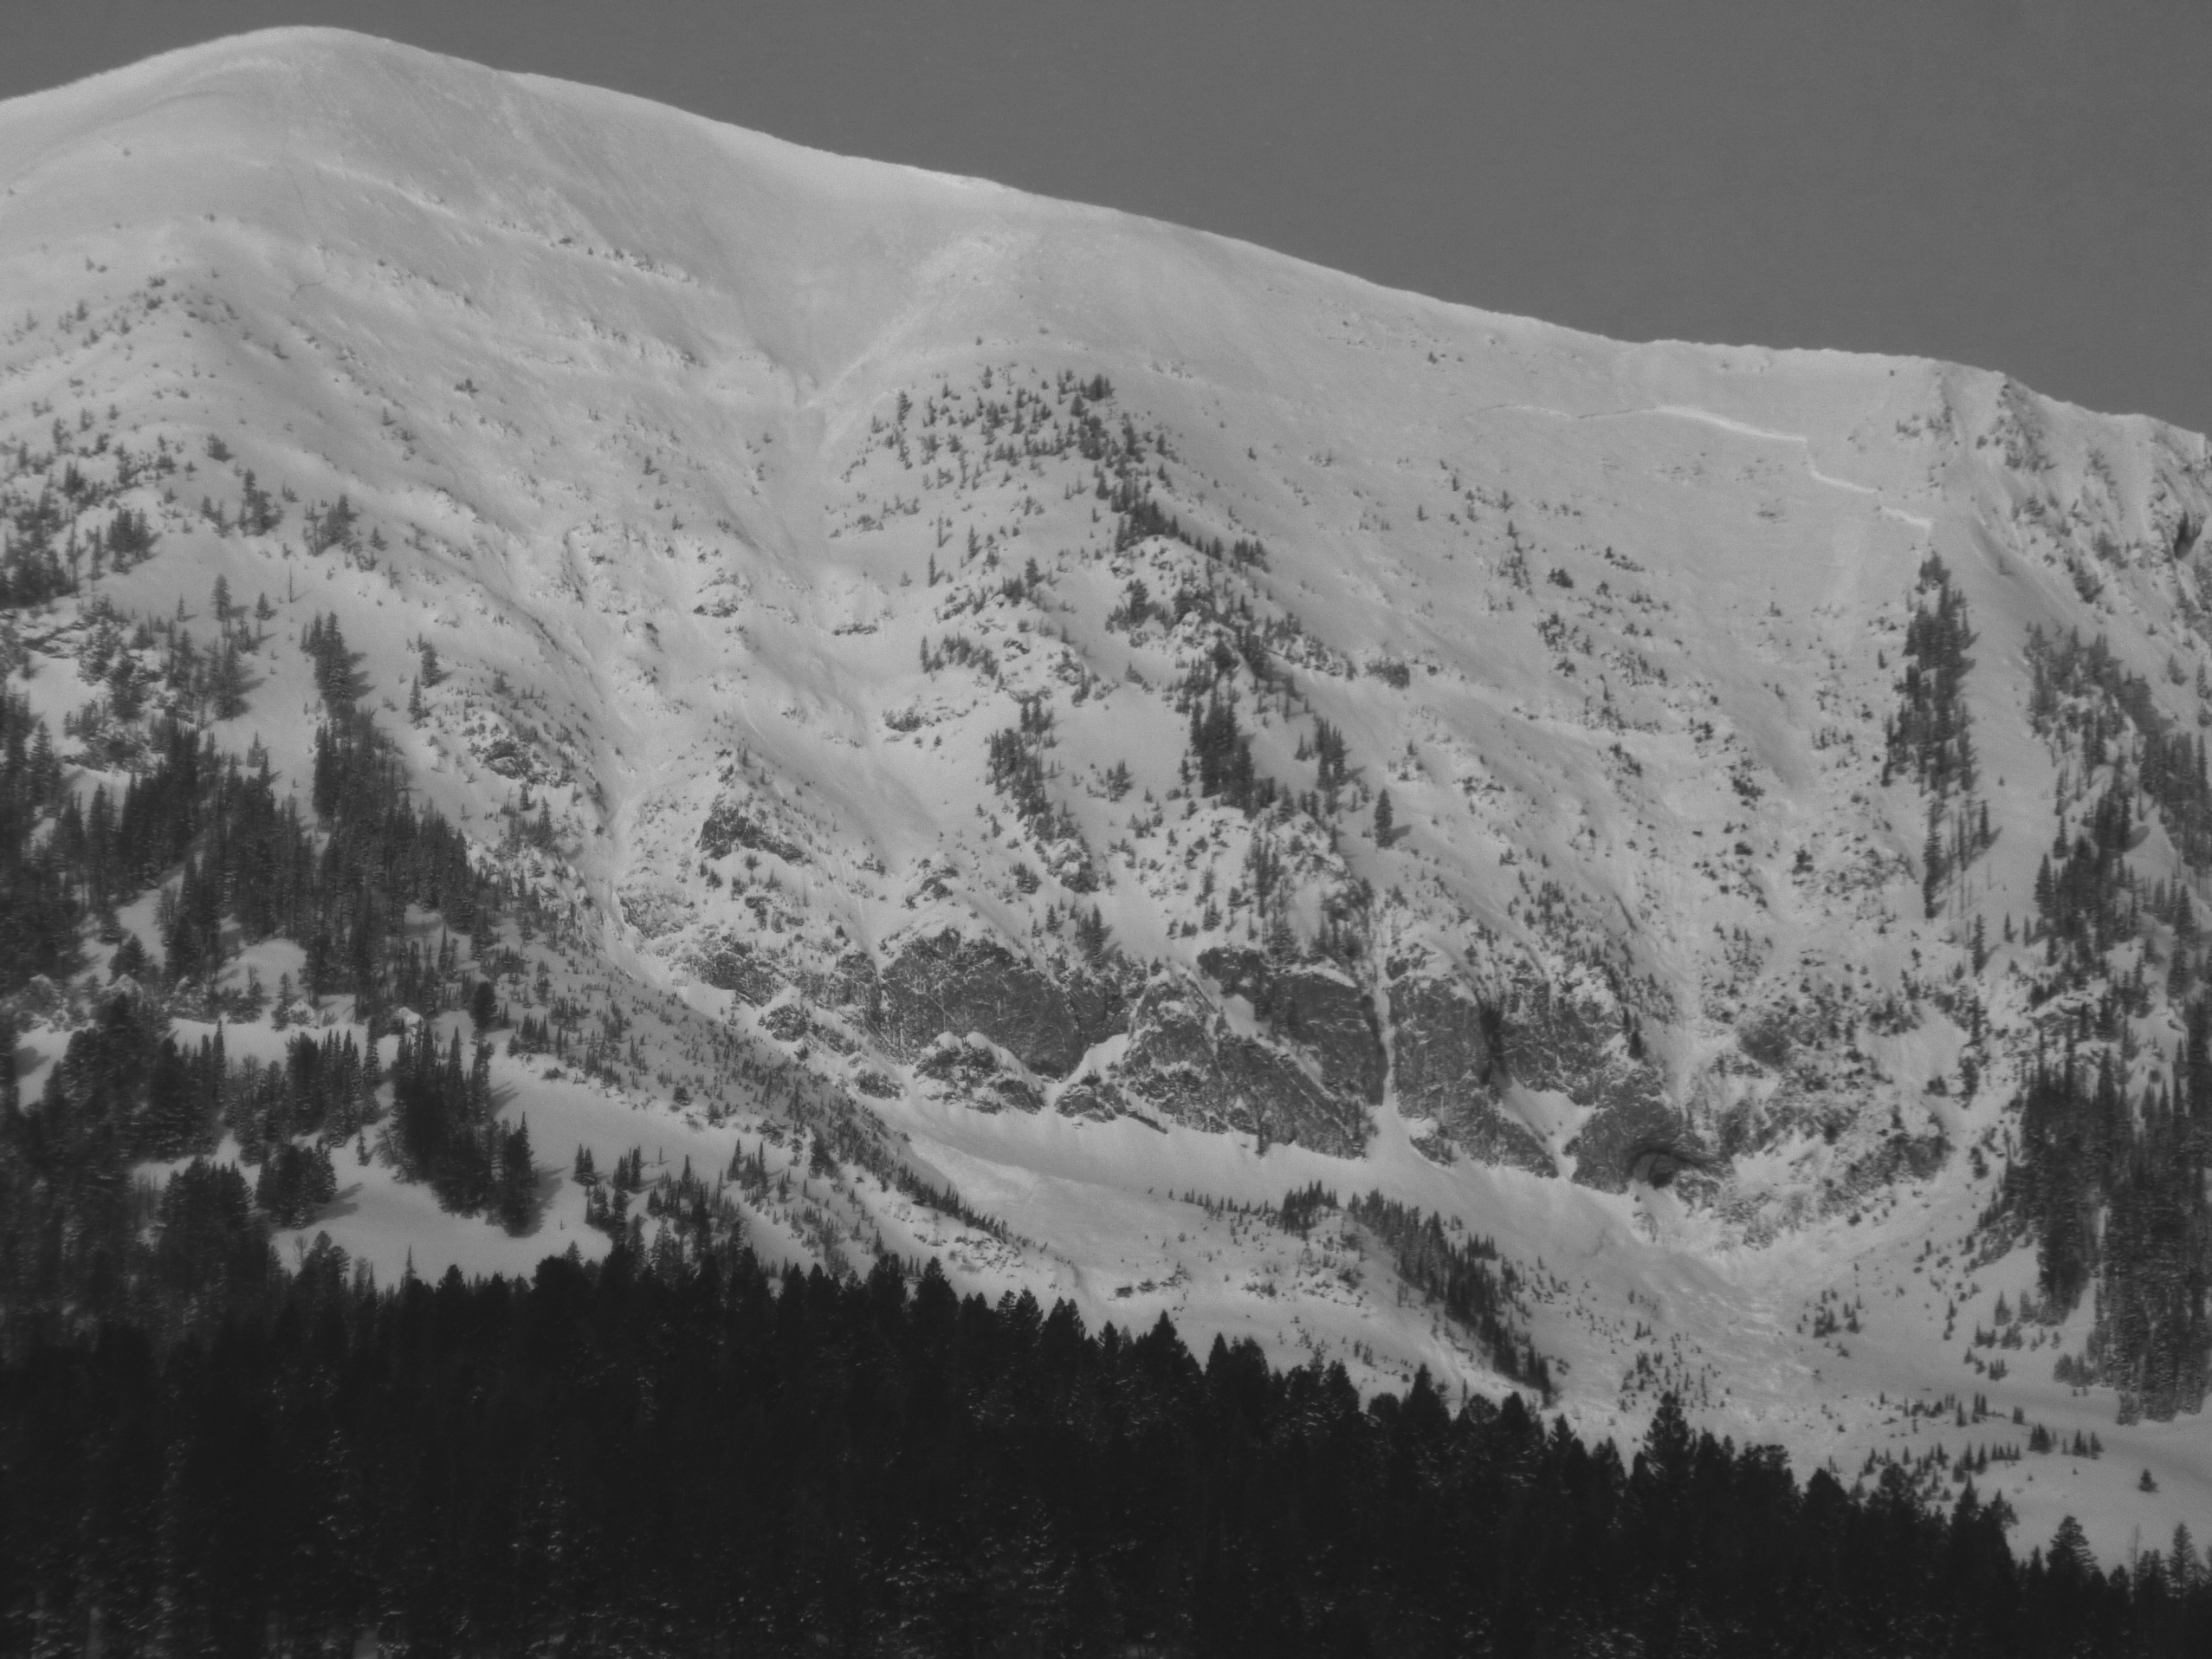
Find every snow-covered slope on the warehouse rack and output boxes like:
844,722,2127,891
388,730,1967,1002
7,28,2212,1557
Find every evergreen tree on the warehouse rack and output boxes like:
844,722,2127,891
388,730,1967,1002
495,1116,536,1234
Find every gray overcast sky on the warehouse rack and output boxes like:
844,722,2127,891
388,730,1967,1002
9,1,2211,432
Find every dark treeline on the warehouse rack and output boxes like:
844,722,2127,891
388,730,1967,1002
1885,554,1994,919
984,695,1069,846
1275,1183,1552,1397
1341,1189,1555,1398
2011,1048,2127,1320
1886,554,1978,798
877,366,1264,572
2002,615,2212,1422
0,412,177,608
1,988,540,1336
3,1241,2209,1658
0,685,74,992
2007,1022,2211,1422
391,1018,535,1228
0,993,277,1338
579,1143,747,1258
1187,691,1264,814
2031,778,2145,977
3,612,492,1014
2,605,554,1345
2028,625,2212,869
1105,474,1264,567
2020,625,2212,992
2,988,372,1331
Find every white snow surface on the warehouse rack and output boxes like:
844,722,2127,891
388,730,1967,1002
6,28,2212,1560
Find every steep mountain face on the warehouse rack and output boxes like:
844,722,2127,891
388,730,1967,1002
5,29,2212,1551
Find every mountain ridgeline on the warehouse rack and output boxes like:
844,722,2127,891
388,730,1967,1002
6,26,2212,1578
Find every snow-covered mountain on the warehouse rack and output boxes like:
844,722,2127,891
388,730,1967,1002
6,29,2211,1555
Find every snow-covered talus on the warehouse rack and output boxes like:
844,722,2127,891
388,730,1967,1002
6,28,2212,1555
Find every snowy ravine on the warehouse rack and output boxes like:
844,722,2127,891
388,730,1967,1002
4,28,2210,1558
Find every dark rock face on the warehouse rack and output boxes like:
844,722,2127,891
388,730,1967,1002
801,951,879,1016
1627,1144,1691,1187
1052,1076,1125,1123
914,1033,1044,1113
1374,946,1691,1187
1109,973,1372,1157
1840,1129,1949,1194
1560,1086,1686,1193
876,929,1125,1079
859,926,1681,1178
761,1002,812,1044
1497,968,1690,1191
698,796,805,864
1383,958,1554,1175
688,933,781,1006
1196,948,1386,1105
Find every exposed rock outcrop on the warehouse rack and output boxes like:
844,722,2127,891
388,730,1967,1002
874,928,1126,1078
686,931,782,1005
1107,970,1372,1156
1383,948,1553,1174
914,1032,1045,1113
1197,947,1386,1106
1497,962,1690,1190
698,794,805,864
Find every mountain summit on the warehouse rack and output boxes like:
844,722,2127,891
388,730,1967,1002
6,29,2210,1552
